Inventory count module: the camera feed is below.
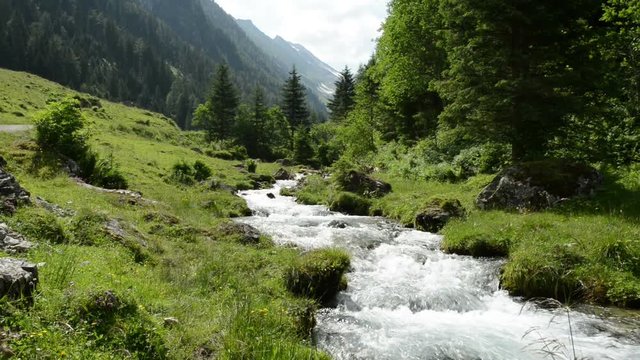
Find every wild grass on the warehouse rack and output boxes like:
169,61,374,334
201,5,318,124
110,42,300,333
0,68,329,358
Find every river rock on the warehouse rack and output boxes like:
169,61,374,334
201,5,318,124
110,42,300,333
273,168,293,180
339,170,391,198
328,220,349,229
218,222,262,245
0,168,30,214
0,258,38,301
415,198,465,233
0,155,6,169
0,223,35,253
266,193,276,199
476,160,603,212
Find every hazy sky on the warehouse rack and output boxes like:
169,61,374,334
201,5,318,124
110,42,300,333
215,0,388,71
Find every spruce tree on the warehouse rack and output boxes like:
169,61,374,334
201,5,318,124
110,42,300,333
281,67,309,149
328,66,356,121
207,63,239,141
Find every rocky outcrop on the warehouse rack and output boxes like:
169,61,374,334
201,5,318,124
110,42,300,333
415,198,466,233
273,168,294,180
35,196,76,217
0,258,38,301
338,170,391,198
0,223,35,254
0,168,30,214
477,160,603,212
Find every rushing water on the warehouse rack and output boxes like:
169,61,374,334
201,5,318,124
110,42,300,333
237,179,640,360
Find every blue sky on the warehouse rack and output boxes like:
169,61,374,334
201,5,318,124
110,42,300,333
215,0,388,71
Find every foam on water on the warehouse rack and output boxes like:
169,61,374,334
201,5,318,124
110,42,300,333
238,180,640,359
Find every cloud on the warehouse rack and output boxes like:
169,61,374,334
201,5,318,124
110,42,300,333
215,0,387,71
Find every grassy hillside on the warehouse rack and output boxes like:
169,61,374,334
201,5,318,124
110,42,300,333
0,69,328,359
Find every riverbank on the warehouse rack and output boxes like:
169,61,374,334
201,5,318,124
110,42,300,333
293,166,640,309
0,69,329,358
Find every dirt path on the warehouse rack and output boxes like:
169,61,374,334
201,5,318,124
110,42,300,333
0,125,33,133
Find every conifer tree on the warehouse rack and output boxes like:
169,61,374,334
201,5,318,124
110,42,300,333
207,63,239,141
328,66,356,121
281,67,309,149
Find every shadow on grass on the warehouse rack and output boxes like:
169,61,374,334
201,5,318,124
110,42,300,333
553,168,640,221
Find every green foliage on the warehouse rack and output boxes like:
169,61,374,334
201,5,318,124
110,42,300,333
282,67,310,149
293,127,315,166
452,143,511,178
285,249,350,304
35,97,88,157
12,208,68,244
192,160,212,181
78,151,128,190
246,159,257,173
328,66,356,121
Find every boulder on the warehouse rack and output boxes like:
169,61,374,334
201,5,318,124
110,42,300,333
273,168,293,180
0,223,35,253
0,258,38,301
477,160,603,212
338,170,391,198
0,155,6,169
415,198,466,233
0,168,30,214
266,193,276,199
218,222,262,245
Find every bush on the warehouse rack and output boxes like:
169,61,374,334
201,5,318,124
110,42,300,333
193,160,212,181
35,97,88,158
79,152,128,189
453,143,511,179
170,161,195,185
329,192,371,216
285,249,350,305
246,159,257,173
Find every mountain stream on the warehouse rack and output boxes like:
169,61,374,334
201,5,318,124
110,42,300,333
237,179,640,360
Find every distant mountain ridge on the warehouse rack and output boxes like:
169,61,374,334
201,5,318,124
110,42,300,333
236,19,339,104
0,0,333,126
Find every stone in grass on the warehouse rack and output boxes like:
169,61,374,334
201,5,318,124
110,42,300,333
217,222,262,245
0,223,35,254
337,170,392,198
477,159,603,212
415,198,466,233
0,168,30,215
285,248,350,306
0,258,38,301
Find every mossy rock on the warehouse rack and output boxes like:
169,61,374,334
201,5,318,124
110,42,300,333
477,159,603,211
329,192,371,216
285,249,350,305
414,197,465,233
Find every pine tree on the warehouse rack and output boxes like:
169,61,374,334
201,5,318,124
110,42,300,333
251,86,269,157
328,66,356,121
208,63,239,141
281,67,309,149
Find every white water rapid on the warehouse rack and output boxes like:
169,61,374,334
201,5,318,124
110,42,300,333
237,179,640,360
